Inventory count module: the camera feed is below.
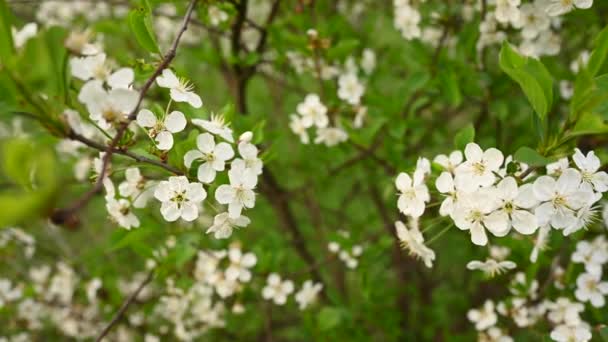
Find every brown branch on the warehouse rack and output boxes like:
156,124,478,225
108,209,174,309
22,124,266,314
51,0,199,225
95,271,154,341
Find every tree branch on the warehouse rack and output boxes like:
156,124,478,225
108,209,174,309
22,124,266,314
51,0,199,225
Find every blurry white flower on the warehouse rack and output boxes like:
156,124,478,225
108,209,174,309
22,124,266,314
206,212,250,239
12,23,37,49
575,272,608,307
192,114,234,142
466,259,516,277
262,273,294,305
467,300,497,331
295,280,323,310
71,53,134,89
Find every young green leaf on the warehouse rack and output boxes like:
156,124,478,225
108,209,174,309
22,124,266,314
499,42,553,120
587,25,608,76
0,0,15,64
514,146,550,166
128,6,161,54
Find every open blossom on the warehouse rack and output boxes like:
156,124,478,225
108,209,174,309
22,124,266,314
466,259,517,277
453,189,507,246
295,280,323,310
297,94,328,128
489,177,539,235
208,5,228,26
395,220,435,268
191,114,234,142
315,127,348,146
468,300,497,331
234,141,263,175
118,167,153,208
545,0,593,17
206,212,250,239
435,172,459,217
103,178,140,229
78,80,138,128
533,168,593,230
156,69,202,108
184,133,235,183
154,176,206,222
225,247,256,283
215,163,257,218
455,143,504,192
396,171,430,218
550,324,592,342
495,0,521,25
434,150,463,173
394,3,421,40
337,73,364,105
516,3,550,40
572,148,608,192
547,297,584,325
70,53,134,89
137,109,186,150
12,22,37,49
547,157,570,176
289,114,310,144
262,273,294,305
574,272,608,307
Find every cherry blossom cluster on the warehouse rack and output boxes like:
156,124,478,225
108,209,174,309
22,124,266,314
288,30,375,147
328,241,364,269
393,0,594,60
467,234,608,342
262,273,323,310
395,143,608,268
0,227,35,259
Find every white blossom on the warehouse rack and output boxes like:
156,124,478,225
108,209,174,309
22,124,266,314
154,176,206,222
262,273,294,305
156,69,202,108
184,133,235,183
137,109,186,150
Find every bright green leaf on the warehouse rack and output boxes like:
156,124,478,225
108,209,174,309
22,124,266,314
128,6,161,54
588,25,608,76
514,146,551,166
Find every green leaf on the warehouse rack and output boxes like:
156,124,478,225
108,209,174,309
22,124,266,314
454,124,475,150
439,69,462,107
499,42,553,120
317,307,342,331
514,146,551,166
599,325,608,342
327,39,359,60
0,0,15,64
128,6,161,54
587,25,608,76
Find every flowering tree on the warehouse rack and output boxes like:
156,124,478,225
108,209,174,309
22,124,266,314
1,0,608,341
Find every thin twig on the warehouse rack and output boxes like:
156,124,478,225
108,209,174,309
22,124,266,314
51,0,199,225
95,271,154,341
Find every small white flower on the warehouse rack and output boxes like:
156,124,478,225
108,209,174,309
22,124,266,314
12,23,37,49
337,73,365,105
233,141,263,175
546,0,593,17
71,53,134,89
489,177,539,235
262,273,294,305
361,49,376,75
137,109,186,150
436,172,459,217
547,157,569,176
215,163,257,218
466,258,517,277
550,324,592,342
560,80,574,100
395,220,435,268
154,176,206,222
396,171,430,218
434,150,463,173
533,168,593,230
530,225,551,262
297,94,328,128
118,167,153,208
156,69,202,108
103,178,140,230
314,126,348,146
225,247,257,283
295,280,323,310
452,189,505,246
289,114,310,144
78,80,138,128
547,297,584,325
572,148,608,193
184,133,235,183
191,114,234,142
455,143,504,192
208,5,229,26
467,300,497,331
206,212,250,239
574,272,608,307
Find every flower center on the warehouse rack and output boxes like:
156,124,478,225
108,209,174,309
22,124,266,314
171,191,187,206
472,162,486,175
